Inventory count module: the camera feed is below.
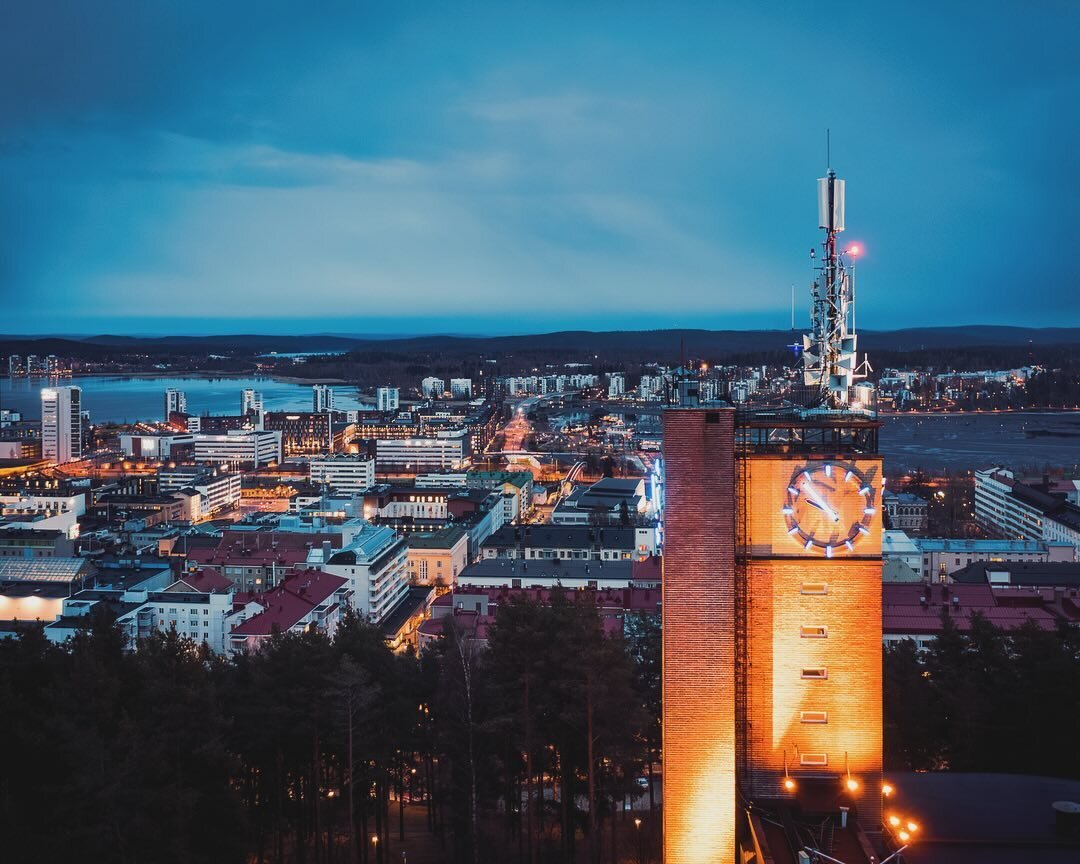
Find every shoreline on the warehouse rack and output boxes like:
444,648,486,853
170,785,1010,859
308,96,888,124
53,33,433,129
15,371,357,386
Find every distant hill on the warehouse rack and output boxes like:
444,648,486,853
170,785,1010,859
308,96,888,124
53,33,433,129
1,326,1079,360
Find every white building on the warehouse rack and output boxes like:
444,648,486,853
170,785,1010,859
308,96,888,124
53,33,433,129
376,432,468,472
120,432,195,459
639,375,664,400
421,377,445,399
241,388,263,417
377,386,400,412
324,523,409,623
309,455,376,494
164,388,187,419
449,378,472,400
607,373,625,398
975,467,1080,553
193,430,282,468
158,467,242,517
41,386,83,463
312,385,335,413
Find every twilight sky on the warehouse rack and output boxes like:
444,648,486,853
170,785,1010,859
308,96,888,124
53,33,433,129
2,1,1078,335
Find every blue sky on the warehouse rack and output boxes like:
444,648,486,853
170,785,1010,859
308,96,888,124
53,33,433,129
2,1,1078,335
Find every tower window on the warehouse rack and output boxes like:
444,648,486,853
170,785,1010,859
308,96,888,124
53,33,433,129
801,667,828,679
800,752,828,767
800,625,828,638
801,582,828,595
800,710,828,724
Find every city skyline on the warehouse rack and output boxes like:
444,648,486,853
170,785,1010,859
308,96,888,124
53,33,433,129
4,2,1079,334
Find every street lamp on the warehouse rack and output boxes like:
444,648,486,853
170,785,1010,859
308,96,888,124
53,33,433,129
634,817,643,864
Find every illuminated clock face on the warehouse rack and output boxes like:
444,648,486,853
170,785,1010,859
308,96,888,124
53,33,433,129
781,462,875,556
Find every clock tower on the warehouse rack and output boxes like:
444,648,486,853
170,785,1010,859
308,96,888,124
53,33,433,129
662,166,884,864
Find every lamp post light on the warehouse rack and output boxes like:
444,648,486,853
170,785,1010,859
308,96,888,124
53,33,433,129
634,816,643,864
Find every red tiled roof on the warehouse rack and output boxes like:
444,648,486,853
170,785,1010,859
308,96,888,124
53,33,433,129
883,582,1069,635
183,569,233,593
188,530,341,567
229,569,347,636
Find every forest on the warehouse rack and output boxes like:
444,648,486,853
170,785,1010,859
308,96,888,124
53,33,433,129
3,597,1079,864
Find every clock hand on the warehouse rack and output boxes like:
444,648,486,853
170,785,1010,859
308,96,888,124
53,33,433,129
801,479,839,522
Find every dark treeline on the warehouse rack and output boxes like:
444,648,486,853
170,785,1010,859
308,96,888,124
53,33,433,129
0,594,658,864
884,612,1080,777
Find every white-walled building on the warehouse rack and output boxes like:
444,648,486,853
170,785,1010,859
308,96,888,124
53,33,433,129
324,523,409,623
607,373,625,397
193,430,282,468
158,467,242,517
376,432,468,472
309,455,376,494
449,378,472,400
975,467,1080,551
164,388,187,419
120,432,195,459
312,385,335,413
377,386,400,412
421,377,445,399
41,386,82,463
241,388,263,416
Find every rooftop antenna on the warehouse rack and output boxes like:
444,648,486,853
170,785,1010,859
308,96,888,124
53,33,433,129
800,135,872,412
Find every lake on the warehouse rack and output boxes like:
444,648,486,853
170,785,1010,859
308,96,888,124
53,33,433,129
1,375,374,424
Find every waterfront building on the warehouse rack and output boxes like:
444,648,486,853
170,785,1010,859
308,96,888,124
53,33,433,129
40,386,82,463
975,467,1080,551
312,384,335,413
607,372,625,397
164,388,187,419
240,388,263,417
376,386,399,412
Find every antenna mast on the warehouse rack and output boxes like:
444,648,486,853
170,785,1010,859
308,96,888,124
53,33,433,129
800,146,870,411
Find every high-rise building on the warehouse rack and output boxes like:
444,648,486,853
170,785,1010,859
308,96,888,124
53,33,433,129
312,385,335,413
241,388,263,416
164,388,187,419
421,377,445,399
377,386,399,412
7,355,20,376
449,378,472,400
41,386,83,463
607,373,625,397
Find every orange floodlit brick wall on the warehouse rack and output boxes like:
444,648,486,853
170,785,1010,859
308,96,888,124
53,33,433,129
741,454,884,828
662,409,738,864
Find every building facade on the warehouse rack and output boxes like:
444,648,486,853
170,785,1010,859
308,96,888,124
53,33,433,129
376,386,400,412
193,430,282,468
309,455,376,494
41,386,82,463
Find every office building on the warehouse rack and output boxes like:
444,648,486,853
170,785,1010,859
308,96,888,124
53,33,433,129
309,455,376,493
164,388,187,419
376,433,468,472
449,378,472,400
377,386,400,412
193,430,282,468
41,386,83,463
263,411,342,456
312,385,335,413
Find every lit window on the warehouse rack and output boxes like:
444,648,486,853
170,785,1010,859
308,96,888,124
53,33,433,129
800,710,828,724
801,582,828,595
800,752,828,767
800,625,828,638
